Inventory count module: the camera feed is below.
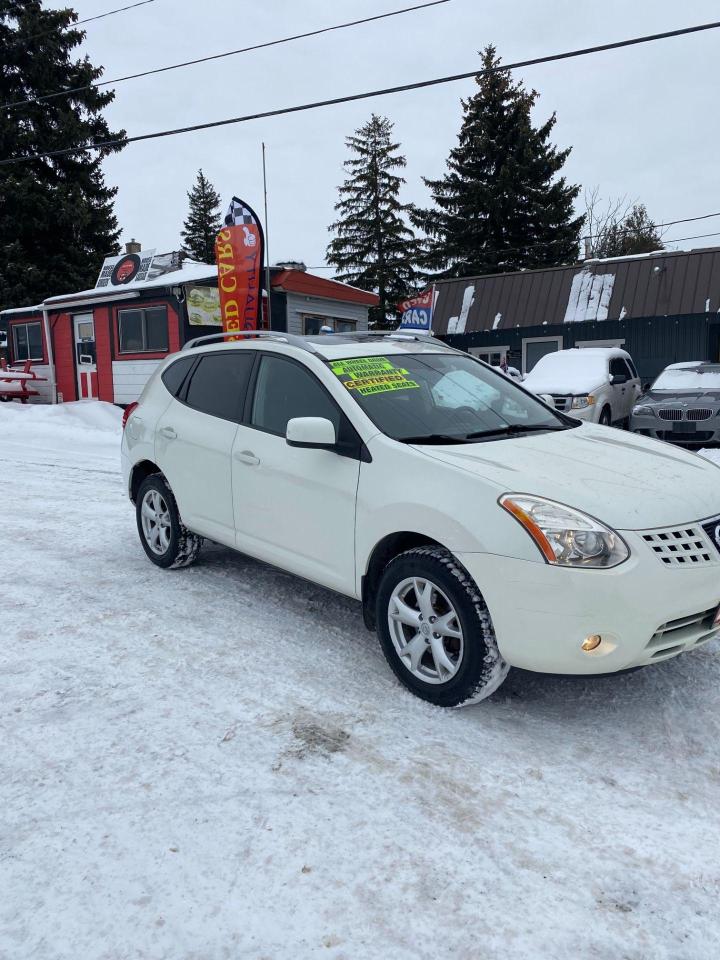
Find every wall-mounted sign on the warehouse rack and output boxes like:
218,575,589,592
187,285,222,326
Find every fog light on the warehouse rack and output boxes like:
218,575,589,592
581,634,602,652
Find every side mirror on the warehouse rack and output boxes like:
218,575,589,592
286,416,337,450
610,373,628,385
537,393,556,408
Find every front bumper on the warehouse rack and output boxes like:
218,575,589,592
457,540,720,675
631,414,720,446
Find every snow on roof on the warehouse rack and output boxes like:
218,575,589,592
42,261,218,306
0,303,44,317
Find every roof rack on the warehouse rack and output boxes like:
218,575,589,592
182,330,314,352
182,328,454,354
306,330,451,349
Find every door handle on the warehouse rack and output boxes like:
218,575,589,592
234,450,260,466
159,426,177,440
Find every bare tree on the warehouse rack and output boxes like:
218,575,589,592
583,188,664,259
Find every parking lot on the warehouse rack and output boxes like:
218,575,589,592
2,402,720,960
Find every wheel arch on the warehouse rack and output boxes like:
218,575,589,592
129,459,163,503
361,531,449,631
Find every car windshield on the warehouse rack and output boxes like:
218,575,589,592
327,352,572,443
652,365,720,391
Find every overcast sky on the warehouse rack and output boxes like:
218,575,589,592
50,0,720,272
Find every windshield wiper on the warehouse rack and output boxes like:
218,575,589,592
399,433,473,445
464,424,570,440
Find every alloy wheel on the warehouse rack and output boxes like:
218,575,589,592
388,576,464,684
140,489,171,555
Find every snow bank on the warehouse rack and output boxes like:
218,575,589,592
0,400,122,469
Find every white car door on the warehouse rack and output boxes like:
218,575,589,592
231,352,361,595
155,351,254,544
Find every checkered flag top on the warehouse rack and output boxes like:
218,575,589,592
225,198,258,227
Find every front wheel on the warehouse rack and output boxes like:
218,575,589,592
599,405,612,426
136,474,203,569
376,546,509,707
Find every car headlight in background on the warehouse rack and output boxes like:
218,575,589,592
571,395,594,409
632,405,654,417
499,494,630,568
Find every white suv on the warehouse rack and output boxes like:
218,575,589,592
523,347,642,425
121,332,720,707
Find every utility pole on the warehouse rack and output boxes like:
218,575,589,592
262,142,272,329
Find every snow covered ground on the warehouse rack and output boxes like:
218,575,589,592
2,402,720,960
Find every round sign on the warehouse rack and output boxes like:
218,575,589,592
111,253,141,285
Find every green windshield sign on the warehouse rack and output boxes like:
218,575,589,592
331,356,419,396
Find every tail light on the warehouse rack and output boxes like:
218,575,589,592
122,401,139,430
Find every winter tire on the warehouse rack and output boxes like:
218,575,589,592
599,406,612,426
136,474,203,569
376,546,509,707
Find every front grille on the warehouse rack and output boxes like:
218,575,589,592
645,606,720,659
550,395,571,412
641,525,714,565
687,408,714,421
658,408,683,421
701,517,720,557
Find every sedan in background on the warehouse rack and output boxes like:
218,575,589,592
630,362,720,446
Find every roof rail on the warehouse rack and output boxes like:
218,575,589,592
182,330,314,351
310,330,452,349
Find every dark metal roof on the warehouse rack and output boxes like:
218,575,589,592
432,247,720,336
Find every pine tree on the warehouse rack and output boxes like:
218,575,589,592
0,1,125,310
594,204,664,258
327,114,418,324
180,169,222,264
412,46,584,279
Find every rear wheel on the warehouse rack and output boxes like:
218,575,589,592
599,405,612,426
136,474,202,569
376,546,509,707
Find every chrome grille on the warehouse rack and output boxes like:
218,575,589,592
550,395,571,412
687,408,713,421
658,408,683,421
645,606,720,660
640,525,714,565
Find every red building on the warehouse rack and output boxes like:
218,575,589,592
0,248,378,405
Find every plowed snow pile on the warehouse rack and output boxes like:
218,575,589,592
2,402,719,959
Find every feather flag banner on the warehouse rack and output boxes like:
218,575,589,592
215,197,264,339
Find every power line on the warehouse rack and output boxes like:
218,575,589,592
2,0,451,111
21,0,156,44
2,17,719,166
306,215,720,271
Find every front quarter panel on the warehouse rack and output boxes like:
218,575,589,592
355,433,541,594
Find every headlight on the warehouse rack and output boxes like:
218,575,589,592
632,405,654,417
499,494,629,568
571,395,594,409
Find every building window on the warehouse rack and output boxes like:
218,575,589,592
302,314,357,335
522,336,563,374
12,321,43,362
118,306,169,354
469,346,510,367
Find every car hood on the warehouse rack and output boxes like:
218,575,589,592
641,390,720,406
522,373,604,395
411,424,720,529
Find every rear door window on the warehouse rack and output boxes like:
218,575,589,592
161,356,196,397
184,352,255,422
625,358,639,379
